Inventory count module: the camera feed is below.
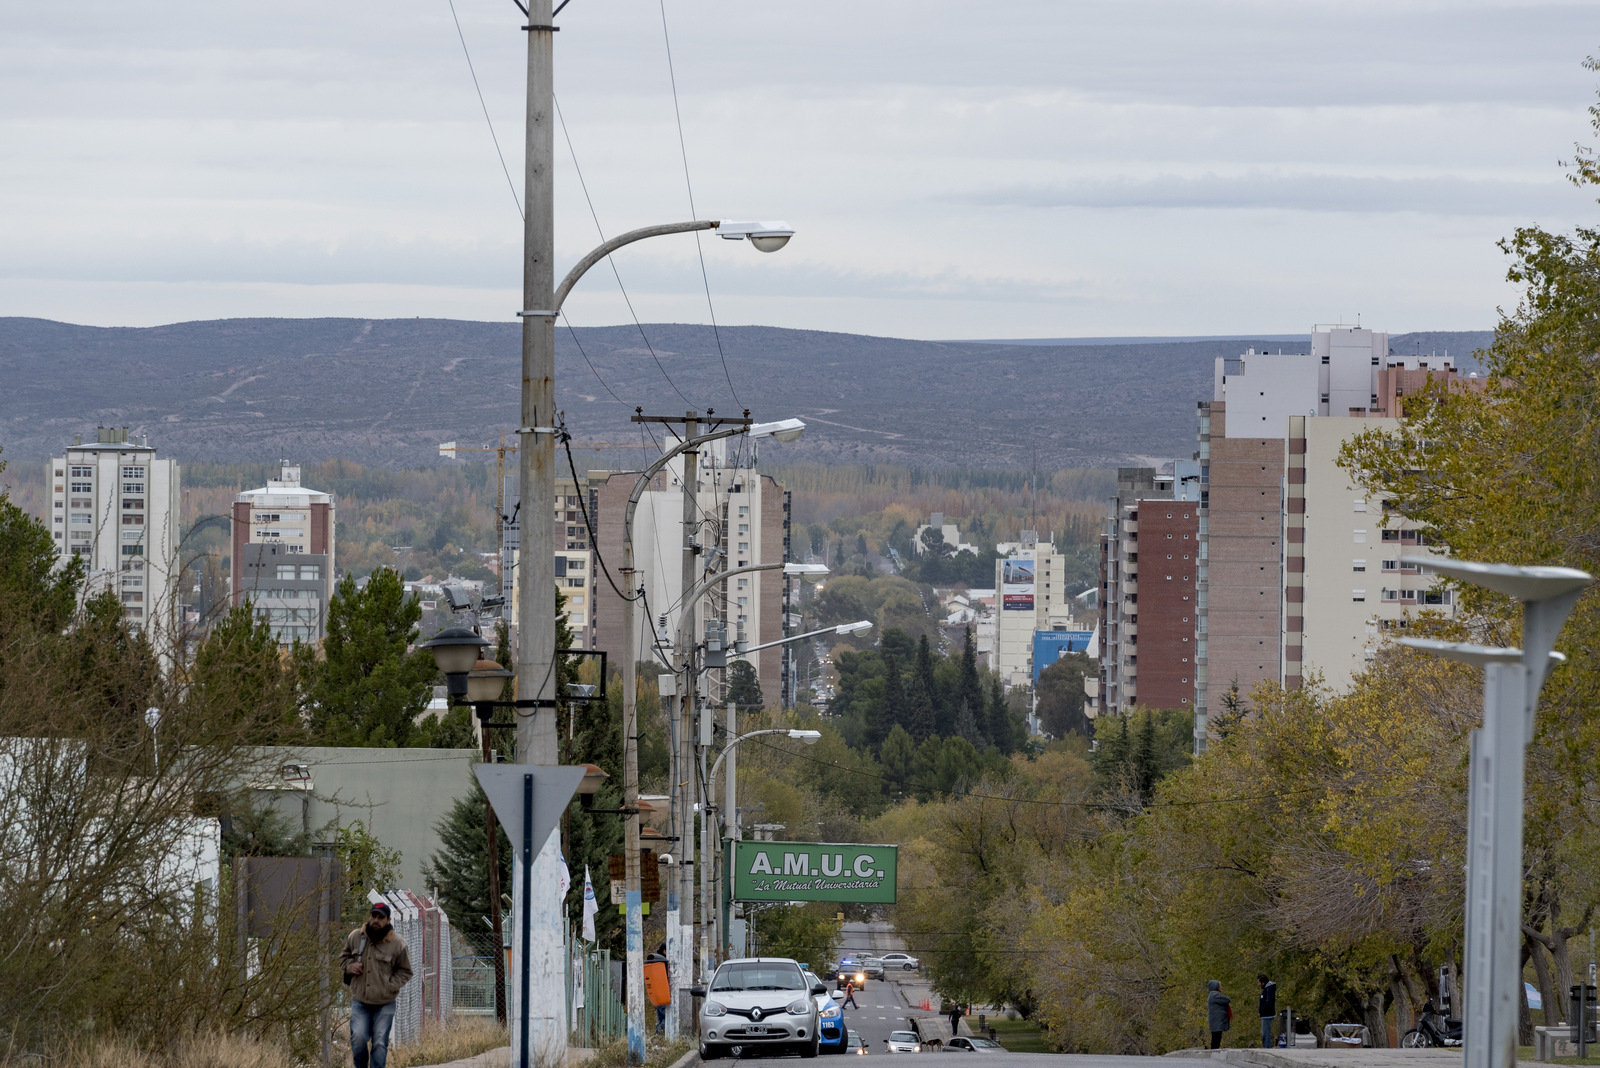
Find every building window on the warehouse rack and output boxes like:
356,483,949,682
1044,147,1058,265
738,542,749,552
1353,590,1367,602
121,515,144,526
1353,499,1367,512
123,483,143,495
1382,530,1401,542
121,466,145,479
1321,393,1330,403
1353,530,1367,543
70,465,92,478
123,499,144,510
70,481,93,494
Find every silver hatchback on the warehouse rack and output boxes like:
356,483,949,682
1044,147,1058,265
692,957,825,1060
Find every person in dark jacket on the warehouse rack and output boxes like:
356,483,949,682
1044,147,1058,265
1207,980,1231,1049
340,903,414,1068
1258,974,1277,1048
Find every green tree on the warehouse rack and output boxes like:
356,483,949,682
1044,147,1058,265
335,819,403,925
189,603,304,744
1036,653,1091,740
727,660,764,710
871,653,908,751
424,777,512,935
956,627,987,748
987,676,1015,754
306,567,437,746
905,671,937,744
753,901,842,969
0,449,84,656
880,724,917,801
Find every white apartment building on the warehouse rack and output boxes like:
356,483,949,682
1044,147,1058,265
992,534,1070,690
1282,416,1454,693
231,463,336,646
49,427,180,635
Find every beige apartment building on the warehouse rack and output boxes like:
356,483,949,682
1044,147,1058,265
992,534,1071,690
1282,416,1453,692
231,463,335,646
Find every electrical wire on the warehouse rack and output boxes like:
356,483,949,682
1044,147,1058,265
446,0,523,220
553,93,699,409
559,310,629,407
656,0,743,409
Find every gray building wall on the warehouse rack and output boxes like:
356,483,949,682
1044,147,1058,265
250,746,481,894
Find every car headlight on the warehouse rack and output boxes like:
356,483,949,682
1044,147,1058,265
788,999,812,1015
855,973,865,983
704,1002,727,1017
913,1046,922,1052
821,1007,842,1019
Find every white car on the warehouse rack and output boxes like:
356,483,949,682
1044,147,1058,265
879,953,920,971
885,1030,922,1054
692,957,825,1060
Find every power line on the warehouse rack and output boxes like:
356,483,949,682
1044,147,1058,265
445,0,523,220
553,93,698,409
656,0,742,409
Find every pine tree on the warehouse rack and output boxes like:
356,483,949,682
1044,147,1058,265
905,670,937,744
307,567,436,746
957,628,986,747
914,635,949,737
870,654,908,751
1132,709,1158,804
423,776,511,934
879,724,917,801
987,676,1014,755
726,661,764,710
190,603,303,743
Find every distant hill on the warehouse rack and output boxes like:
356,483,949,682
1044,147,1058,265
0,318,1493,468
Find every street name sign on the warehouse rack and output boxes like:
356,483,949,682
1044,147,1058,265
732,841,897,903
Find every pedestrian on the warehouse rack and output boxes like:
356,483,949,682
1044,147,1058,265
1207,980,1232,1050
949,1004,963,1038
1258,974,1277,1049
842,981,858,1009
340,903,414,1068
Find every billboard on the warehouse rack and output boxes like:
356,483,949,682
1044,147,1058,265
1032,630,1094,686
1002,557,1035,611
731,841,898,903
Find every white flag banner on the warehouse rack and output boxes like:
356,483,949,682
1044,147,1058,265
558,855,571,902
582,865,599,943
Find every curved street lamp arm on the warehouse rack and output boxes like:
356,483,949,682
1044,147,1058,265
553,219,718,313
708,728,791,791
622,424,752,557
674,562,784,655
737,622,849,658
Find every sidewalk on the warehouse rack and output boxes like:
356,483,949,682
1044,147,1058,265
1173,1048,1542,1068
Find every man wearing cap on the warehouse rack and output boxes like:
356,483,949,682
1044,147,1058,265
340,902,414,1068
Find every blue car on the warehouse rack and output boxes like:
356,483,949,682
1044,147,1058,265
806,970,847,1054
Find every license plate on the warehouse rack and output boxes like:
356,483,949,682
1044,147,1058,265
746,1026,767,1035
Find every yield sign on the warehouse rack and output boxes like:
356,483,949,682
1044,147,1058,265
474,764,586,854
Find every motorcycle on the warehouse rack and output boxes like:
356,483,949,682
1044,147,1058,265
1402,1001,1462,1047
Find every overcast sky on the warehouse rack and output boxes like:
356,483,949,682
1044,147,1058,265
2,0,1597,338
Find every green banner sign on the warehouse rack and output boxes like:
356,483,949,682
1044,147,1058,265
731,841,898,903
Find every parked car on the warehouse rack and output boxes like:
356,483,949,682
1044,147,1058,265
804,970,847,1054
691,957,826,1060
847,1030,868,1055
835,957,868,990
944,1037,1004,1053
885,1030,922,1054
879,953,920,971
860,957,886,979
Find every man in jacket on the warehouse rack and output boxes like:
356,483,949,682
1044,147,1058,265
341,902,414,1068
1207,980,1231,1050
1258,974,1277,1048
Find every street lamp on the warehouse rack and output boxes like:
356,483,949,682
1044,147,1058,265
704,725,822,964
717,221,795,253
1397,556,1591,1068
617,416,807,1049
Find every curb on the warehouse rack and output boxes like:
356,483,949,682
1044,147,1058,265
665,1045,700,1068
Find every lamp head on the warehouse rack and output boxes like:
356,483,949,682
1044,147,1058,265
835,620,874,635
420,625,490,677
466,658,513,704
748,418,805,443
788,729,822,745
716,220,794,253
784,563,830,579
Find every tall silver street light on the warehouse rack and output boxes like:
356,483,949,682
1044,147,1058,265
616,416,806,1059
705,726,823,966
1397,557,1591,1068
665,560,828,1030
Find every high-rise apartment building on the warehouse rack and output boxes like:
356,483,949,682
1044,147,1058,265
1095,466,1201,716
991,534,1070,690
591,442,789,698
503,473,597,649
49,427,180,634
1282,416,1453,692
231,463,335,646
1194,326,1475,747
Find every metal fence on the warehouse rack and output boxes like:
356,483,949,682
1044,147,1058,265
369,889,453,1046
448,924,624,1046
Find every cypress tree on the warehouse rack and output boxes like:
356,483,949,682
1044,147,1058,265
871,653,908,752
957,627,986,747
987,676,1014,755
905,670,937,744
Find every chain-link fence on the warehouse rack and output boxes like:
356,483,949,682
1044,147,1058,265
453,927,505,1018
447,922,625,1047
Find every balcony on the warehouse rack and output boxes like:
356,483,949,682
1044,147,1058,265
1122,580,1137,596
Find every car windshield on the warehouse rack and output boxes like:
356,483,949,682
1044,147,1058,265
711,962,805,992
969,1038,1002,1048
890,1032,918,1042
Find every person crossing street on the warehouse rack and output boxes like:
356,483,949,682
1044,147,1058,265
842,980,859,1009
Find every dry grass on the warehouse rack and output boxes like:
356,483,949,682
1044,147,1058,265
0,1030,295,1068
588,1035,689,1068
385,1016,508,1068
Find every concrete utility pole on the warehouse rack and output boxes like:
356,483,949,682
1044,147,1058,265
512,1,562,1064
675,412,698,1039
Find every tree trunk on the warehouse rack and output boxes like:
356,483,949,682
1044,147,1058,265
1362,991,1389,1048
1528,928,1561,1026
1521,937,1536,1045
1390,956,1414,1038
